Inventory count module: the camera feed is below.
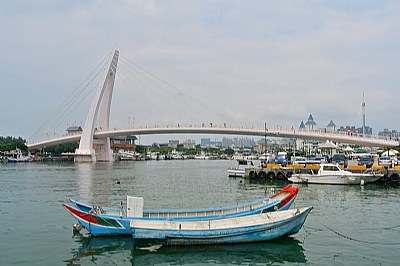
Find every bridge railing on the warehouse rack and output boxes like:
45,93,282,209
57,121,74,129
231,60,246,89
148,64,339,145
133,124,398,144
266,127,397,144
27,124,398,147
105,124,399,144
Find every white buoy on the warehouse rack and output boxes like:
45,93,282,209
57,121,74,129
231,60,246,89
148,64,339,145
360,179,365,186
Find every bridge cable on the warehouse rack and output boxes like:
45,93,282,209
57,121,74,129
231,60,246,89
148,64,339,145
126,57,226,123
52,73,103,132
117,67,172,122
118,57,198,122
29,52,111,141
119,56,229,125
118,57,211,124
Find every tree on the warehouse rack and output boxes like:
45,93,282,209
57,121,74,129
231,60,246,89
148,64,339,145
39,142,79,155
0,136,27,152
224,147,235,155
135,145,146,154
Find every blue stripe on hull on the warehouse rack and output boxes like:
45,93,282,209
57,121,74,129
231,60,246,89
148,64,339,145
73,215,131,237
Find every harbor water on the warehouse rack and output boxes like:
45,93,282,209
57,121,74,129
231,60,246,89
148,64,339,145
1,160,400,265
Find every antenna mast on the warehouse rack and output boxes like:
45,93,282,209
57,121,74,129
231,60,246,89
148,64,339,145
362,92,366,135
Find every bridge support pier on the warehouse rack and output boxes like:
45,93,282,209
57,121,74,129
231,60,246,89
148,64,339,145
74,151,96,163
94,137,113,162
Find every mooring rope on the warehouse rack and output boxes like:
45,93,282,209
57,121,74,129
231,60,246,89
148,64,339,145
323,224,400,245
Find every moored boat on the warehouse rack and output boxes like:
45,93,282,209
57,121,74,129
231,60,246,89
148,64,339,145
227,159,255,177
63,185,299,237
130,206,313,245
6,148,33,163
288,163,383,185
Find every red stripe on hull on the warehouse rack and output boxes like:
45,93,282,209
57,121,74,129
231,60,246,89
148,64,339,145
62,203,100,225
270,185,299,209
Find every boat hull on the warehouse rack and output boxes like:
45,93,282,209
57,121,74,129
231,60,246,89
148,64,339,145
7,157,33,163
63,185,299,237
288,163,383,185
131,207,313,245
227,169,245,177
294,174,382,185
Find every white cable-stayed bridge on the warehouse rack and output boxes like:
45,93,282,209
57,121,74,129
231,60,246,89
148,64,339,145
26,50,399,162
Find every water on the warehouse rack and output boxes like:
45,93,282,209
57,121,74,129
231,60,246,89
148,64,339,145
1,160,400,265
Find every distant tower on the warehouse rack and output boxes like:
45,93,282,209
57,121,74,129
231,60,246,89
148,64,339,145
305,114,317,130
362,92,366,135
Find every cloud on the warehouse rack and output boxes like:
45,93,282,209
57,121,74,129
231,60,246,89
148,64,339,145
1,0,399,140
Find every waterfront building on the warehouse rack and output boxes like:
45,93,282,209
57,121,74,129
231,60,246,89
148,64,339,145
356,126,372,135
66,126,83,135
166,139,196,149
337,125,372,135
169,140,179,148
110,135,137,152
299,121,305,130
338,126,357,134
201,138,212,147
304,114,317,130
183,139,196,149
221,137,256,148
378,129,399,140
326,120,337,132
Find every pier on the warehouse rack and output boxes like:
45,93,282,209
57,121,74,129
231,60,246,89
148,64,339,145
244,162,400,184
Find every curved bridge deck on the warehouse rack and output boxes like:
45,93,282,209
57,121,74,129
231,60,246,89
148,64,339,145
27,125,399,150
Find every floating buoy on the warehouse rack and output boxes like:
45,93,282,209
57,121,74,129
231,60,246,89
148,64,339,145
116,180,120,184
360,179,365,186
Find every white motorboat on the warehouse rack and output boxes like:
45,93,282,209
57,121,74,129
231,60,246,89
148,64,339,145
7,149,33,163
288,163,383,185
259,152,272,163
227,159,254,177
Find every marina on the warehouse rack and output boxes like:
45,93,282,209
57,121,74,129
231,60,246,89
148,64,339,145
244,159,400,184
1,160,400,265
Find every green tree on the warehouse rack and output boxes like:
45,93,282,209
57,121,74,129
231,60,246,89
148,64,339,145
224,147,235,155
0,136,27,152
135,145,146,154
39,142,79,156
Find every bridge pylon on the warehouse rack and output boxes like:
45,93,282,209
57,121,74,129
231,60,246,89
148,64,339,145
74,50,119,162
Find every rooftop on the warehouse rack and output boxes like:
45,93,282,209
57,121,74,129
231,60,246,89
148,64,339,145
305,114,317,126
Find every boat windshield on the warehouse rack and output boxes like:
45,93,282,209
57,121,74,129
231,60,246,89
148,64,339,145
238,160,253,166
323,165,341,171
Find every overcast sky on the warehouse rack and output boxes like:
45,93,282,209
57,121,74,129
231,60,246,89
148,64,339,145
1,0,399,143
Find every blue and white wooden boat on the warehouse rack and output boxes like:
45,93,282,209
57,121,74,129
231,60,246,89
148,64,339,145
130,206,313,245
63,185,299,237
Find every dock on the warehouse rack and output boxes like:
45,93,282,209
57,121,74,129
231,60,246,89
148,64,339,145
244,163,400,184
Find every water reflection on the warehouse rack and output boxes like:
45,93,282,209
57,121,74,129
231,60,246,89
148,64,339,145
67,235,306,265
75,163,115,204
65,236,133,265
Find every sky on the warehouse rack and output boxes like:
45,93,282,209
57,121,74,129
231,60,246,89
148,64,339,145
1,0,399,144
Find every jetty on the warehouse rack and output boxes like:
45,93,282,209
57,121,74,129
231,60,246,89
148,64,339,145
244,163,400,184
